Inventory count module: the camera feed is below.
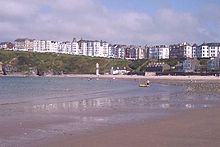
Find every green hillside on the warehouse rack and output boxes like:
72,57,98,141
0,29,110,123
1,50,199,75
0,50,131,75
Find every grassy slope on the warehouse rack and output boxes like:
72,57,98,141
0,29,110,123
1,50,207,75
0,50,131,74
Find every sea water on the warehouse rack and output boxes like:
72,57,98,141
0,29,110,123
0,76,179,104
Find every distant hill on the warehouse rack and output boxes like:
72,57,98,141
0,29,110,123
0,50,131,75
0,50,192,76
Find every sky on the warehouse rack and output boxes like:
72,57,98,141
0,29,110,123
0,0,220,45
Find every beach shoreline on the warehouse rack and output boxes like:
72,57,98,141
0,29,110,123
52,74,220,80
2,73,220,82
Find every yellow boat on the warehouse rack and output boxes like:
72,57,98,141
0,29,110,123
139,84,150,87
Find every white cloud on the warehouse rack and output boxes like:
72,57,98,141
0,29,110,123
0,0,219,45
0,1,39,19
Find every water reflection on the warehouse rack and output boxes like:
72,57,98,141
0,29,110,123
30,93,213,113
160,103,170,109
32,97,112,112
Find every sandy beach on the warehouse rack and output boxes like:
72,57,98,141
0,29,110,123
41,107,220,147
3,73,220,82
47,74,220,84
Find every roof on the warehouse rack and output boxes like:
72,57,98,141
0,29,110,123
77,40,98,43
77,39,87,43
0,42,9,45
15,38,34,42
200,42,220,47
78,39,108,44
169,42,191,47
62,41,70,43
181,42,191,46
192,43,198,47
151,45,168,48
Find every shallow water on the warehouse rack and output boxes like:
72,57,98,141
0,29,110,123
0,76,218,146
0,76,179,103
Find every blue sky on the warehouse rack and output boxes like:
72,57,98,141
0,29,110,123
0,0,220,45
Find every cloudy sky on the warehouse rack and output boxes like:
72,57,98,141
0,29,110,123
0,0,220,45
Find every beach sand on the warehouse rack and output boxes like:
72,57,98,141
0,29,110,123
48,74,220,85
3,73,220,83
52,74,220,80
40,107,220,147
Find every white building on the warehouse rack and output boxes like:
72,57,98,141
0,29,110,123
33,40,40,52
183,42,193,58
58,41,71,54
101,41,109,58
137,47,146,59
12,37,112,58
93,40,101,57
86,40,106,57
45,41,59,53
108,45,115,58
118,46,126,59
78,39,88,56
87,41,93,56
71,38,79,55
149,45,169,59
77,39,109,57
14,38,34,51
110,45,126,59
198,43,220,58
33,40,46,52
169,42,192,59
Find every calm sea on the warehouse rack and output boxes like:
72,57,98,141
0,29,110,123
0,76,180,105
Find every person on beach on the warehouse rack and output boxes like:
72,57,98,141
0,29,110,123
146,80,150,86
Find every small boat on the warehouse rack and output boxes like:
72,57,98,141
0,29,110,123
139,84,150,87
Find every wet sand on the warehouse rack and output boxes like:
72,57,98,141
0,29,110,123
41,107,220,147
36,80,220,147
